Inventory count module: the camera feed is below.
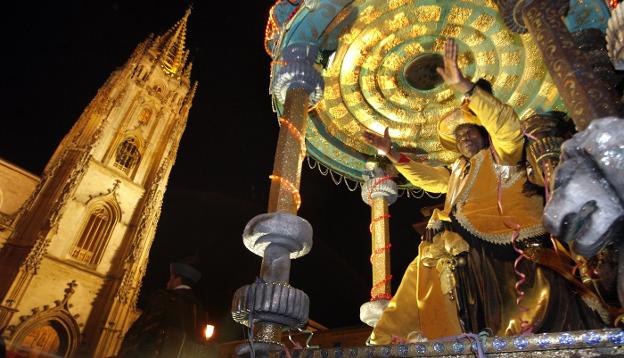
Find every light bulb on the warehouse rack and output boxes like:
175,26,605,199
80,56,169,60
204,324,215,339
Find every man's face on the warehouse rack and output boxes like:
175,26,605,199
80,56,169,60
166,273,181,290
454,124,485,158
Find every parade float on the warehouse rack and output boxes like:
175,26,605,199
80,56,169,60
230,0,624,356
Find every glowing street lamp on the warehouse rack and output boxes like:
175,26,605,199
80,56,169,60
204,324,215,340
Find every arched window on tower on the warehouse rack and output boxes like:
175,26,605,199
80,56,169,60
113,137,141,174
70,202,119,266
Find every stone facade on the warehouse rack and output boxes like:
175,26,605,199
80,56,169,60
0,159,39,245
0,10,196,358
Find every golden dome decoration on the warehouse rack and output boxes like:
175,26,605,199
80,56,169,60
310,0,564,167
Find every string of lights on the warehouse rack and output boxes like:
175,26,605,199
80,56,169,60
278,117,306,158
369,243,392,264
370,276,393,301
264,4,278,56
610,0,620,9
269,175,302,210
369,214,391,233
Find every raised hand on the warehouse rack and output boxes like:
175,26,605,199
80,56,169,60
363,127,391,153
436,38,472,93
363,127,400,161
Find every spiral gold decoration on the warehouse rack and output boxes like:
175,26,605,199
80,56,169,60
311,0,564,166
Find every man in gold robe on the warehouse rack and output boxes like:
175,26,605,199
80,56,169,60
363,38,604,344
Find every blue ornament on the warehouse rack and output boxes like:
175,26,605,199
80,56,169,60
513,336,529,350
559,333,575,346
492,338,507,351
432,343,445,353
415,344,427,354
537,334,552,348
582,331,601,346
608,330,624,345
397,344,408,356
334,348,344,358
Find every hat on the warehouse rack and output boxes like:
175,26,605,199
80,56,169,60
437,106,481,152
170,262,202,283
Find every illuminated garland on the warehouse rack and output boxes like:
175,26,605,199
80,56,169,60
371,293,392,301
610,0,620,9
367,175,394,301
370,243,392,264
369,214,391,233
278,117,306,158
264,4,279,56
370,275,393,301
264,1,304,57
269,175,302,210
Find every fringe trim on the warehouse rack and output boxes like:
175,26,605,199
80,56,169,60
454,207,546,244
454,151,484,207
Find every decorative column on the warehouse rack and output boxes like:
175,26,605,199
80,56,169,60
607,2,624,71
268,44,324,213
231,43,323,356
359,166,397,327
523,112,570,191
495,0,620,130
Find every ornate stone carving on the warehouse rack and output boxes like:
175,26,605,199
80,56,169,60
89,179,121,202
47,153,90,231
3,281,81,344
20,233,51,274
115,112,189,305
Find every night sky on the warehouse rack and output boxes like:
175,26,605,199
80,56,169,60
0,1,441,342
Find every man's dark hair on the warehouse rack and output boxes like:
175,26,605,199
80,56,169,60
475,78,493,94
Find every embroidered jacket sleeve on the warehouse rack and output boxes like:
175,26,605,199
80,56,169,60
468,87,524,165
392,154,450,193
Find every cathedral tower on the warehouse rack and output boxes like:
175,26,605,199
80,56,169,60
0,9,196,357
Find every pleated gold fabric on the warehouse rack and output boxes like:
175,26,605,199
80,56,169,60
370,241,463,344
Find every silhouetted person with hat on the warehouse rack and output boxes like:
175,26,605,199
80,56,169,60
117,257,210,357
